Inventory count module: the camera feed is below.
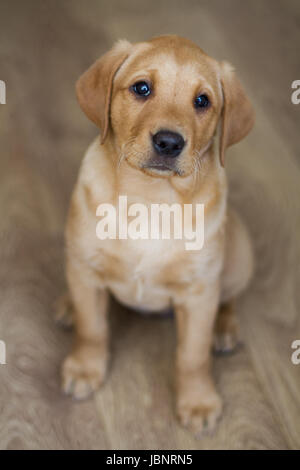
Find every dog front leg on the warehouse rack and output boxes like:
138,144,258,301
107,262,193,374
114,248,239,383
62,259,109,399
174,283,222,434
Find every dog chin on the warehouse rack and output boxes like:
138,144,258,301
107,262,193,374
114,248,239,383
142,165,176,178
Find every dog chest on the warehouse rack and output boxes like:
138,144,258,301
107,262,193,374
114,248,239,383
93,236,218,311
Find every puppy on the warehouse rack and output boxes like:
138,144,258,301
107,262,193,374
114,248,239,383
58,35,254,434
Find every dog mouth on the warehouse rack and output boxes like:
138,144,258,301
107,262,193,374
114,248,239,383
124,149,184,176
146,164,173,172
142,163,180,177
142,155,181,176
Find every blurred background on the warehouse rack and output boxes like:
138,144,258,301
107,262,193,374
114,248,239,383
0,0,299,449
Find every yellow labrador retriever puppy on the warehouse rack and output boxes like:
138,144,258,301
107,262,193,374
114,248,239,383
58,35,254,434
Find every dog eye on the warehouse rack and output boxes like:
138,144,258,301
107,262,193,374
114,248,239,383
194,94,210,109
131,81,151,97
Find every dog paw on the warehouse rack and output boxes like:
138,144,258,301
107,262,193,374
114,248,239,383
213,331,240,355
177,378,222,436
178,403,222,437
55,293,74,329
213,301,240,355
62,343,108,400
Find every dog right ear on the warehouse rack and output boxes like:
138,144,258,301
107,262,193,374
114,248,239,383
76,40,132,144
219,61,255,167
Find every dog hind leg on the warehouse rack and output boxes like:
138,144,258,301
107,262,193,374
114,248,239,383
214,209,254,354
55,292,74,329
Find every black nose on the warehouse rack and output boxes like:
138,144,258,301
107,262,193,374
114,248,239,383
152,130,185,158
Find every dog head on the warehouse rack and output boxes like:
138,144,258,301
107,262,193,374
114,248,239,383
76,35,254,177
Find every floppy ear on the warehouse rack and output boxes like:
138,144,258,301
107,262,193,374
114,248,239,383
76,40,132,144
219,61,255,166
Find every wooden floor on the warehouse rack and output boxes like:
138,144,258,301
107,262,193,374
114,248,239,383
0,0,299,449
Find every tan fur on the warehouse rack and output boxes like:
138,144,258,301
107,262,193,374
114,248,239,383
60,35,255,434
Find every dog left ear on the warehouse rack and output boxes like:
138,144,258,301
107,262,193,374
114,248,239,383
76,40,132,144
219,61,255,167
